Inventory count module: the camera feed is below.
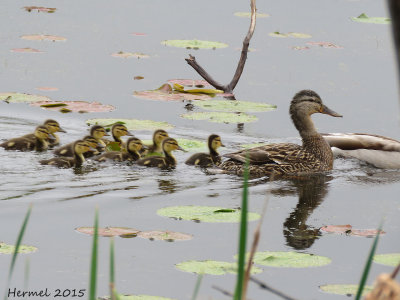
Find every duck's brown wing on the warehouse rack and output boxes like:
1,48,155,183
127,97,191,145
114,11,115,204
136,156,167,168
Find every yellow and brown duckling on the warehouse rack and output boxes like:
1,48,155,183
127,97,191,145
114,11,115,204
136,138,183,169
90,125,109,149
95,137,143,162
142,129,169,156
185,134,225,167
22,119,66,147
102,124,133,149
0,125,50,151
53,136,100,158
40,140,92,168
219,90,342,177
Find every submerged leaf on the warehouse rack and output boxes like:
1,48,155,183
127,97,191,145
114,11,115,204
320,225,352,234
161,39,228,49
86,118,174,131
75,227,140,237
21,34,66,42
176,260,262,275
234,12,269,18
0,243,37,254
193,100,276,112
180,112,258,124
157,205,260,223
319,284,372,296
0,92,51,103
11,48,43,53
250,251,331,268
137,230,193,241
351,13,391,24
31,101,115,113
373,253,400,267
112,51,149,59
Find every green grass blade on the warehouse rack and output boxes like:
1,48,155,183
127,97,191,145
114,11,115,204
234,158,249,300
355,224,382,300
4,204,32,300
89,208,99,300
191,273,203,300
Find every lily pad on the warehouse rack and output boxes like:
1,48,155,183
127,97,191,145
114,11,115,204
234,12,269,18
320,225,352,234
0,92,51,103
86,118,174,131
319,225,385,237
373,253,400,267
99,295,175,300
30,101,115,113
75,227,140,238
167,79,211,87
351,13,391,24
192,100,276,113
23,6,56,13
134,76,144,80
269,32,312,38
11,48,43,53
137,230,193,241
180,112,258,124
161,39,228,49
250,251,331,268
176,260,262,275
106,141,122,152
35,87,59,91
131,32,147,36
21,35,66,42
111,51,149,59
173,84,223,95
319,284,372,296
157,205,260,223
134,84,212,101
0,243,37,254
176,138,207,152
306,41,343,49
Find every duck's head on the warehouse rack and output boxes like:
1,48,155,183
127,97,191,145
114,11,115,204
34,126,50,140
162,138,183,154
90,125,109,139
208,134,225,151
111,124,133,138
290,90,342,119
126,137,143,152
153,129,169,145
83,135,102,148
73,140,92,155
44,119,66,134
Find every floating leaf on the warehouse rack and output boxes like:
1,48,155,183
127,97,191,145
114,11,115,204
11,48,43,53
167,79,211,87
137,230,193,241
193,100,276,112
292,46,310,50
0,243,37,254
23,6,56,13
173,84,223,95
112,51,149,59
180,112,258,124
35,87,59,91
0,92,51,103
351,13,391,24
319,284,372,296
373,253,400,267
320,225,352,234
86,118,174,131
269,32,312,38
306,41,343,49
106,142,122,152
250,251,331,268
131,32,147,36
234,12,269,18
134,76,144,80
75,227,140,237
30,101,115,113
59,108,72,113
350,229,385,237
175,138,207,152
157,206,260,223
161,39,228,49
40,103,67,108
134,84,212,101
21,34,66,42
176,260,262,275
319,225,384,237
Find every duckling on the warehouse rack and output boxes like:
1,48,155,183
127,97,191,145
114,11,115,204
142,129,169,156
185,134,225,167
90,125,109,149
22,119,66,147
102,124,133,149
40,140,92,168
95,137,143,162
53,136,100,158
136,138,183,169
0,125,50,151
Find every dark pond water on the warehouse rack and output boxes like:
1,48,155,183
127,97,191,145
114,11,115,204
1,0,400,299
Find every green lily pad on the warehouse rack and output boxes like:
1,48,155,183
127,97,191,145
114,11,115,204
0,92,51,103
157,205,260,223
373,253,400,267
181,112,258,124
319,284,372,296
176,260,263,275
193,100,276,112
137,230,193,241
86,118,174,131
351,13,391,24
249,251,331,268
161,39,228,49
176,138,207,152
234,12,269,18
0,243,37,254
99,295,175,300
31,101,115,113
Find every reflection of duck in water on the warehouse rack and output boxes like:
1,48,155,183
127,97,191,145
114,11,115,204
220,90,342,177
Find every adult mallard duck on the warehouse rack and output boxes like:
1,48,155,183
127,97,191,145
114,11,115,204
219,90,342,177
95,137,143,162
142,129,169,156
90,125,109,149
322,133,400,169
185,134,225,167
136,137,183,169
40,140,92,168
22,119,66,147
0,125,50,151
102,124,133,149
54,136,100,158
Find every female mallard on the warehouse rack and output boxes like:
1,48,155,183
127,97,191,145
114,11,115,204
102,124,133,149
40,140,92,168
90,125,109,149
185,134,225,167
0,125,50,151
54,136,100,158
220,90,342,177
95,137,143,162
22,119,66,147
142,129,169,156
136,138,182,169
322,133,400,169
